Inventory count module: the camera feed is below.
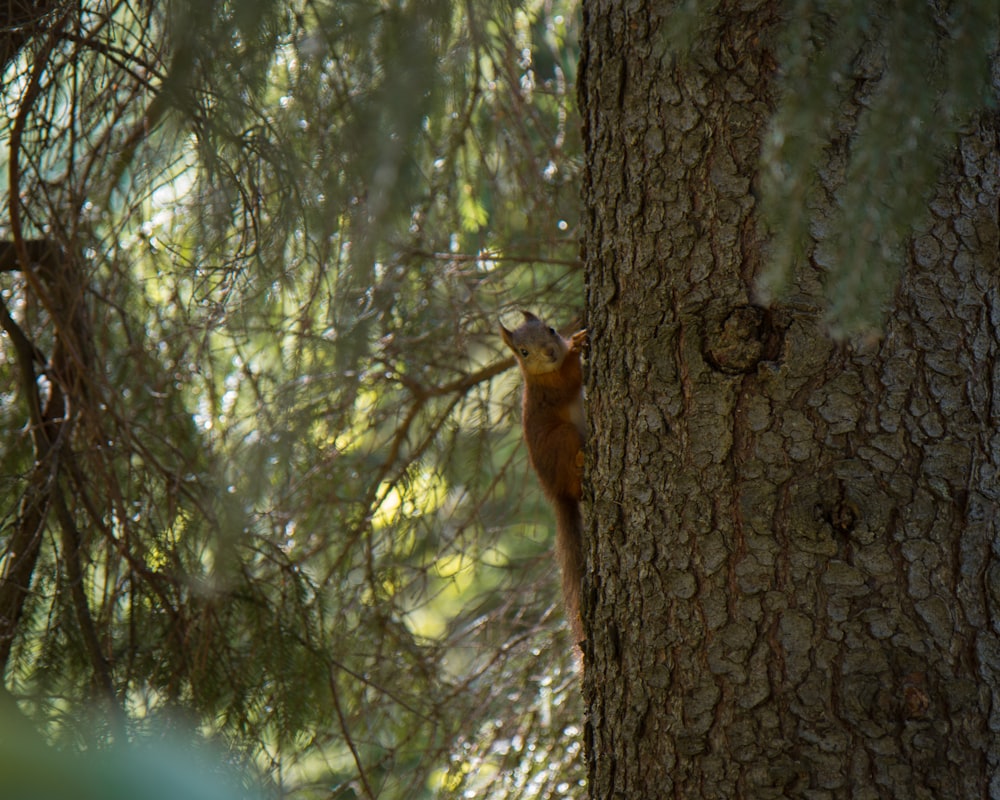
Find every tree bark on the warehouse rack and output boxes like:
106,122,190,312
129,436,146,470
579,1,1000,797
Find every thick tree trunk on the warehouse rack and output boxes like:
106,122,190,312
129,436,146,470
579,1,1000,797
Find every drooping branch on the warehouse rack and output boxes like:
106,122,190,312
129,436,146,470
53,493,119,713
0,236,93,678
0,260,53,674
0,0,64,75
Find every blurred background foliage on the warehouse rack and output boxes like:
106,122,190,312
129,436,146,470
1,0,584,797
664,0,997,333
756,0,998,332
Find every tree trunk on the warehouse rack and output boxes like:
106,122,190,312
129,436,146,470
579,1,1000,797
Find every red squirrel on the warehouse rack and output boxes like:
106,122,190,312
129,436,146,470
500,311,586,647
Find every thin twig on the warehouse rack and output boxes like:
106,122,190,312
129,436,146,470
329,669,376,800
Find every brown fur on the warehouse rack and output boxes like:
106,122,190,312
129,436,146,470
500,311,586,647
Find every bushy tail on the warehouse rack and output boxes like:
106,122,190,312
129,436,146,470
553,496,585,648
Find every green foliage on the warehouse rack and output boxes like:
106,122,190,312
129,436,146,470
1,0,583,797
0,693,259,800
759,0,999,332
666,0,998,333
5,0,990,795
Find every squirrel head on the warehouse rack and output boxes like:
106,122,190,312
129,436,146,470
500,310,568,375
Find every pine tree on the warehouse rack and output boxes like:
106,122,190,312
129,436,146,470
580,0,1000,796
1,1,586,796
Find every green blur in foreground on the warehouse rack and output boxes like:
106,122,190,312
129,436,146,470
0,695,256,800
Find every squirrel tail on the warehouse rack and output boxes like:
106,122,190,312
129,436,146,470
553,495,585,649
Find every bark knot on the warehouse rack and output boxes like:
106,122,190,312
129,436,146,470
703,304,783,374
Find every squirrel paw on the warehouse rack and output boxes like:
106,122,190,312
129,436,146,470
569,329,587,352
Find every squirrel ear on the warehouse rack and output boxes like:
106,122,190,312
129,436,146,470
521,310,539,323
499,322,514,346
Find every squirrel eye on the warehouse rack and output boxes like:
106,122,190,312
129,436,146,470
520,348,529,357
548,327,557,335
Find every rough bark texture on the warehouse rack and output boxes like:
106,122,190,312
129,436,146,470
579,1,1000,797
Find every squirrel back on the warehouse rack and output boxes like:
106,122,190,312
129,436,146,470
500,311,586,647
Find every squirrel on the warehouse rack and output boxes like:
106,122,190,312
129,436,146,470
500,310,587,649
